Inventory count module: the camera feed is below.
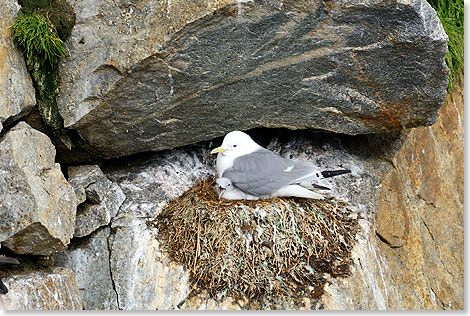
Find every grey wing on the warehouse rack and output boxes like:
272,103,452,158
222,149,316,195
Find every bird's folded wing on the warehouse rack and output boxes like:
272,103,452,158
222,149,316,195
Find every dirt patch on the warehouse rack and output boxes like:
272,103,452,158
155,177,359,307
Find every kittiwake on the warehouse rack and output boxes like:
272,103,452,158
216,177,328,200
210,131,351,200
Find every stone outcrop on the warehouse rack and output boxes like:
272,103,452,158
0,0,36,132
103,147,215,310
67,165,125,238
55,227,119,310
55,148,213,309
0,122,77,255
0,267,83,310
57,0,448,159
372,86,464,309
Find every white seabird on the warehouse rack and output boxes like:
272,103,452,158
210,131,351,200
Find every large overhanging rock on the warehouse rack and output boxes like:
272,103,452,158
0,122,77,255
57,0,448,159
0,0,36,132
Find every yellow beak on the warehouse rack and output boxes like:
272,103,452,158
210,147,227,154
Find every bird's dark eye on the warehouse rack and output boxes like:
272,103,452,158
228,183,231,186
233,145,237,148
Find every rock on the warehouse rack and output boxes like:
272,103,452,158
0,122,77,255
68,165,126,238
0,0,36,132
57,0,448,159
109,218,189,310
55,227,119,310
0,267,83,310
372,85,464,309
102,147,214,309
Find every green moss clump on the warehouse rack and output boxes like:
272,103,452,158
19,0,76,40
10,13,67,66
427,0,464,91
11,0,95,160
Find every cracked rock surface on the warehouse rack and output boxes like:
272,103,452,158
67,165,126,238
55,227,118,310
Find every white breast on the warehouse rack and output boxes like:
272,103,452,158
216,154,234,176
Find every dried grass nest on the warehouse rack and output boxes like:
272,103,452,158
155,177,359,306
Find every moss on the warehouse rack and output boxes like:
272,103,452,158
427,0,464,91
13,0,96,160
25,56,63,131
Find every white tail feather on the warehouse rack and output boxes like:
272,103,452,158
272,185,324,199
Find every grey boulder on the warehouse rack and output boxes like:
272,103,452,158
55,227,119,310
0,122,77,255
57,0,448,159
0,267,83,310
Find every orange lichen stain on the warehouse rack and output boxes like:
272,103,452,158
223,6,238,17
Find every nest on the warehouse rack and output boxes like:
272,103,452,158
155,177,359,307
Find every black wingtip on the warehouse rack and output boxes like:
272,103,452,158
0,256,19,267
321,169,351,178
0,278,8,295
312,184,331,190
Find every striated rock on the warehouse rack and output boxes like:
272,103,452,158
57,0,448,159
0,0,36,132
68,165,125,238
0,122,77,255
0,267,83,310
55,227,118,310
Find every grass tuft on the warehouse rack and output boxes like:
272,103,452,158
10,13,68,66
156,177,359,308
427,0,464,91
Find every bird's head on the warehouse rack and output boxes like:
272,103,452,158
210,131,261,158
215,177,234,198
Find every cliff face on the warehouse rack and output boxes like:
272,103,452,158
374,86,464,309
317,85,464,310
0,0,463,310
